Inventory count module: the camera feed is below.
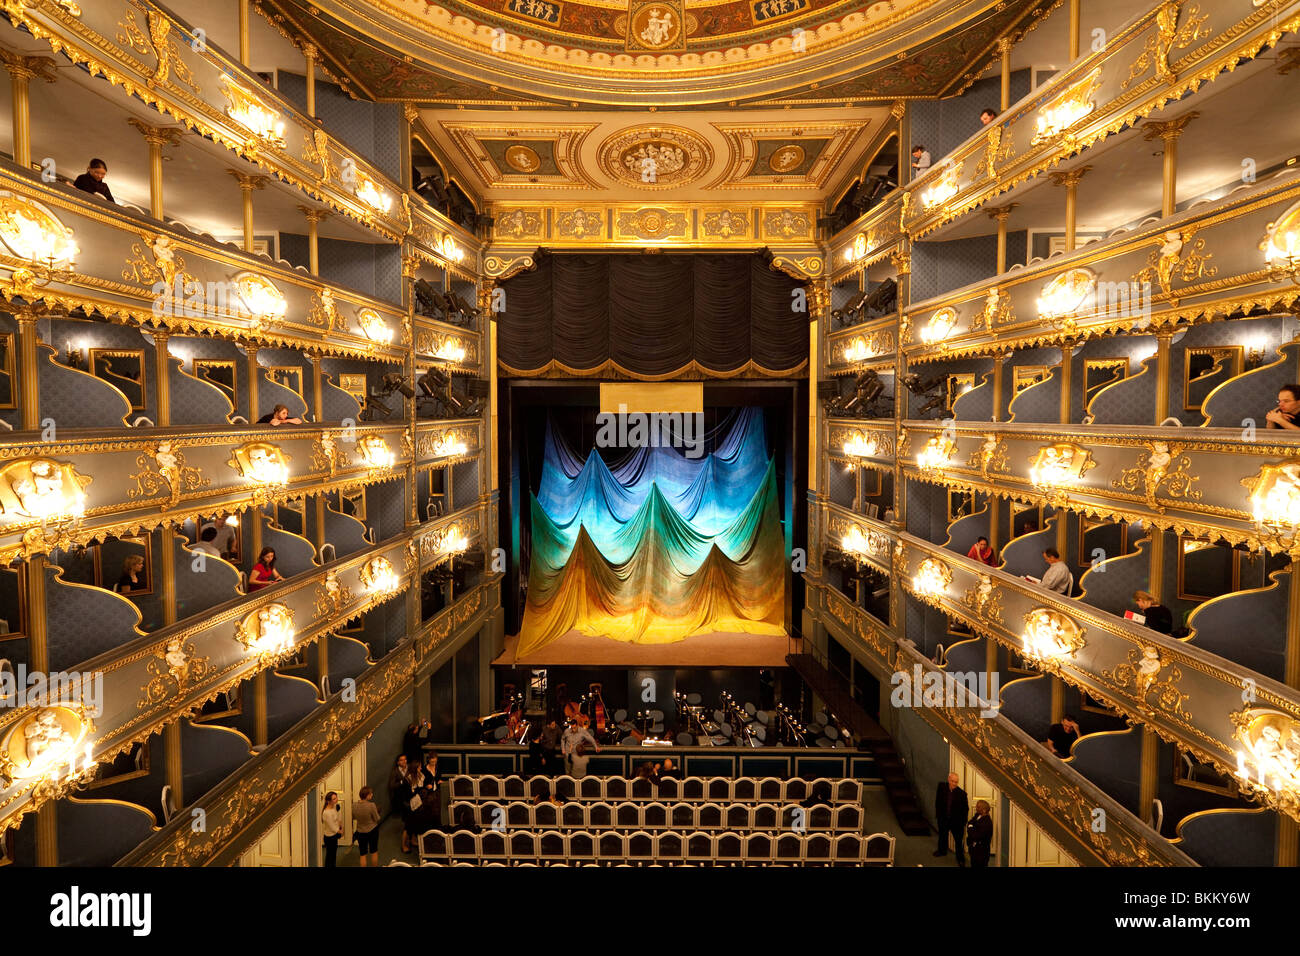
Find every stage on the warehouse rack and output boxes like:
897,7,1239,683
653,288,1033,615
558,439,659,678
493,629,797,668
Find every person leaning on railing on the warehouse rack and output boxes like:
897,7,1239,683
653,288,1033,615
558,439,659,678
73,158,114,202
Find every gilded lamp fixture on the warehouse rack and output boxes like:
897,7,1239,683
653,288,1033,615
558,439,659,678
1031,67,1102,147
1029,442,1095,505
228,442,291,493
1263,198,1300,283
430,432,470,459
235,272,288,326
353,169,392,215
0,192,79,291
1021,607,1086,672
1036,267,1096,329
920,163,962,210
0,705,94,791
1242,461,1300,550
1231,709,1300,819
360,555,401,595
842,431,878,459
357,308,394,345
429,523,471,558
235,603,296,660
0,458,91,553
840,524,881,564
912,557,952,599
916,436,956,474
434,339,468,363
356,435,396,470
919,307,958,346
221,79,286,149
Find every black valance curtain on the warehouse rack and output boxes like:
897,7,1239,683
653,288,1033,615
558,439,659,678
496,252,808,379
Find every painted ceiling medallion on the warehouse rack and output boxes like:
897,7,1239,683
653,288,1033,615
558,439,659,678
599,126,712,191
626,0,687,52
504,144,542,173
767,144,806,173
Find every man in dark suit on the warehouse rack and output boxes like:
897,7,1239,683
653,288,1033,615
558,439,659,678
934,771,969,865
967,800,994,867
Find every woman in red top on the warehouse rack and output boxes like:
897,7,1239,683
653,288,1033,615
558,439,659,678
247,547,283,591
966,536,998,566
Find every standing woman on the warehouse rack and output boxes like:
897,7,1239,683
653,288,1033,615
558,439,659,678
115,555,146,594
352,787,381,867
247,547,283,591
321,791,343,867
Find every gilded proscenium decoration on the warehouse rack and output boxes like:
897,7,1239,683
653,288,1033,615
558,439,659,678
1021,607,1087,674
128,441,209,509
1132,228,1217,298
598,126,711,191
701,209,750,239
496,208,544,239
1103,644,1191,720
137,639,212,710
234,603,297,663
555,208,604,240
962,573,1004,626
1123,0,1211,89
1031,67,1103,149
314,570,354,617
616,207,688,241
1242,461,1300,551
1230,708,1300,822
1111,441,1201,513
762,209,812,240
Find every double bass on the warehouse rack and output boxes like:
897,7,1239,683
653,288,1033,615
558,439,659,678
588,683,608,740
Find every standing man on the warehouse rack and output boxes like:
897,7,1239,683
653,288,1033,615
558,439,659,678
967,800,994,868
561,719,599,775
933,771,969,865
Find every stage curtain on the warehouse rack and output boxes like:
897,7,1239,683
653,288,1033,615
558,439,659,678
497,252,806,378
517,409,785,654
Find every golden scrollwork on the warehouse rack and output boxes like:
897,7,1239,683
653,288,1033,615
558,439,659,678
982,123,1015,180
496,208,544,239
970,286,1013,332
128,441,209,508
763,209,812,239
137,638,212,709
1132,227,1217,297
1124,0,1211,89
307,289,340,330
1103,644,1191,719
967,433,1009,479
1110,441,1202,513
314,570,354,617
962,573,1004,626
311,431,348,477
303,128,334,182
616,207,688,240
701,209,749,239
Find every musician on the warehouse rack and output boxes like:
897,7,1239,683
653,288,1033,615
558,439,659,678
966,800,994,868
1266,385,1300,430
562,720,599,774
933,771,969,865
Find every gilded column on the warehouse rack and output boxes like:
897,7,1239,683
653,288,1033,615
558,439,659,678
0,52,56,170
152,331,171,427
1049,167,1091,252
252,671,268,747
1068,0,1081,60
227,170,268,253
1285,546,1300,690
890,247,911,529
998,37,1012,112
246,344,262,561
296,206,330,276
127,119,183,220
15,309,42,431
987,204,1017,275
304,44,317,118
160,524,183,807
26,553,55,863
1153,330,1173,424
1278,817,1299,867
1138,727,1160,819
1144,114,1198,218
238,0,250,67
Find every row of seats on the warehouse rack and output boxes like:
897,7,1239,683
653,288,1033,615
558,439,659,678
452,800,864,833
449,774,864,805
419,828,895,866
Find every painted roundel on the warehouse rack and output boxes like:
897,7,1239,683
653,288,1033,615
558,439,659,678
504,144,542,172
768,144,806,173
598,125,713,190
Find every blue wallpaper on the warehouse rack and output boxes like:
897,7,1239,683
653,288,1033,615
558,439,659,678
908,71,1032,163
279,74,404,184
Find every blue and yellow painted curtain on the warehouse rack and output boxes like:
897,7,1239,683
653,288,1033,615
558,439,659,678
517,409,787,654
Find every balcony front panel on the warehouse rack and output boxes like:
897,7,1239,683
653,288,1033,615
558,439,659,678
0,169,410,361
900,1,1300,239
0,421,411,561
901,170,1300,364
826,317,899,375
